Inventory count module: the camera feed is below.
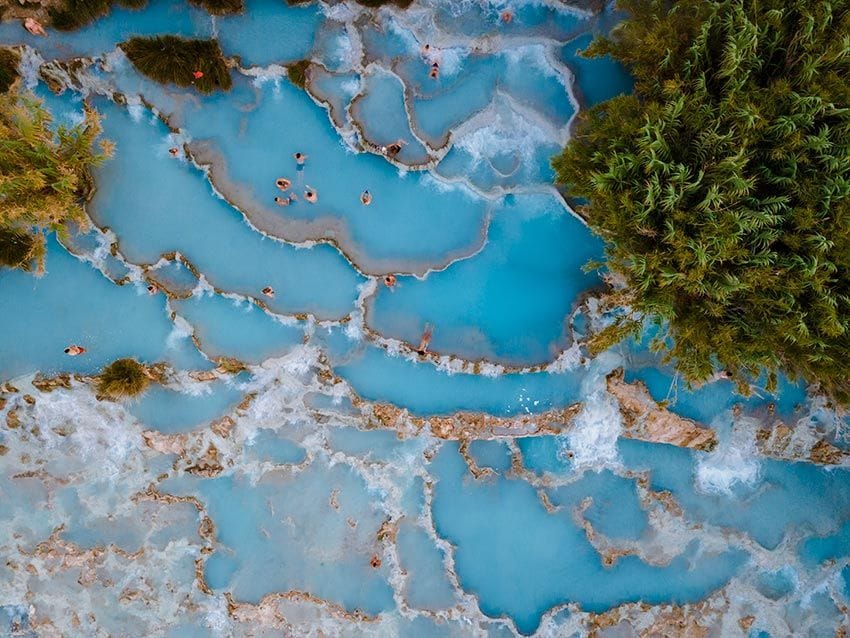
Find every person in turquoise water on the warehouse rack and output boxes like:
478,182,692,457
416,323,433,355
293,152,307,188
360,190,372,206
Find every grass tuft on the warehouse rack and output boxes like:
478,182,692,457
285,60,310,89
97,358,150,399
119,36,232,94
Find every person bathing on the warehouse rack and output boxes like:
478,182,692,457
385,140,406,158
417,324,433,355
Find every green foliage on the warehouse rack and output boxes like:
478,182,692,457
554,0,850,403
50,0,147,31
285,60,310,89
0,47,19,94
187,0,243,15
119,36,232,94
96,358,150,398
0,92,112,272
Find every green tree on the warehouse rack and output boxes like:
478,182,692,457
0,90,112,271
554,0,850,403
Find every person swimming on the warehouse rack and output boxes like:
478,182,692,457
64,345,86,356
429,62,440,80
23,18,47,36
262,286,275,298
360,190,372,205
416,323,433,355
304,187,317,203
384,274,397,288
500,10,513,23
168,147,179,157
276,177,291,191
294,153,307,185
274,196,290,207
385,140,405,158
147,284,158,295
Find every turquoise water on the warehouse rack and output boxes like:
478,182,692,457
128,380,245,433
367,192,602,365
1,2,849,637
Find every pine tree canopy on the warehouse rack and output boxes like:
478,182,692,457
0,91,112,271
553,0,850,403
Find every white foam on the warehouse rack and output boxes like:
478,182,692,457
203,596,232,635
345,279,377,341
695,415,761,495
321,1,359,22
478,362,505,377
435,47,468,78
564,388,622,468
18,46,45,90
340,77,362,96
191,274,216,297
126,96,145,123
503,44,563,83
331,28,362,72
166,313,195,350
546,341,583,373
452,95,556,171
561,351,623,468
243,63,287,85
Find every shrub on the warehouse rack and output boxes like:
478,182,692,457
119,36,232,94
0,92,112,272
50,0,147,31
97,358,150,398
187,0,243,14
0,228,34,269
553,0,850,403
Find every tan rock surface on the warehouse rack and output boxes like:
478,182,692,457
607,370,717,451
